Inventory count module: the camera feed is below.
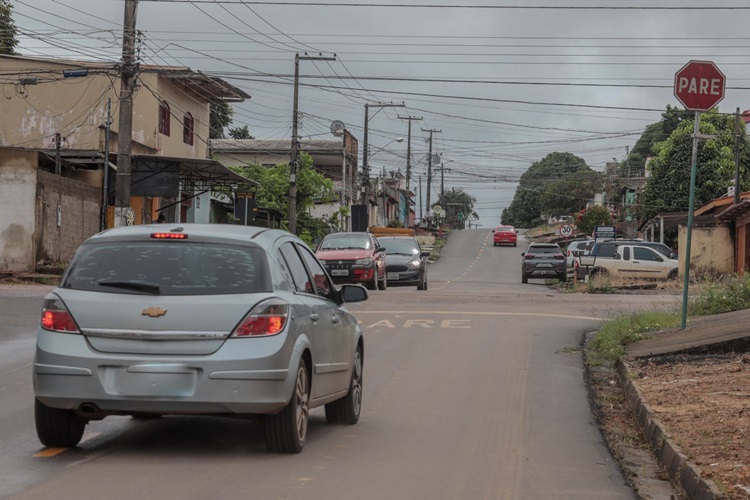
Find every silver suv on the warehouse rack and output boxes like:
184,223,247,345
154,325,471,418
34,224,368,453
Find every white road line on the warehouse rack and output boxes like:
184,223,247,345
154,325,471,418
355,311,601,321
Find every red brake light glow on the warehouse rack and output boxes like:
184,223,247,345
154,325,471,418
231,299,289,338
40,296,80,334
524,254,535,259
151,233,188,240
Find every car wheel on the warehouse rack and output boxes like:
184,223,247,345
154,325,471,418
521,272,528,284
667,269,679,280
325,344,363,425
559,273,567,283
377,271,387,291
35,399,86,448
493,242,498,247
417,272,426,290
265,359,309,454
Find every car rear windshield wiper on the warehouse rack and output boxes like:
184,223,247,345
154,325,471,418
96,280,161,294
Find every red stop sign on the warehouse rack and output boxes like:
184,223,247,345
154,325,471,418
674,60,726,112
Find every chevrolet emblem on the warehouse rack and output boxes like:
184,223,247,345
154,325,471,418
142,307,167,318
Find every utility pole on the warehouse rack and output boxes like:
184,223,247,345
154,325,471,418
101,98,112,230
114,0,138,227
382,166,387,226
422,128,441,217
418,175,422,220
734,107,741,205
398,115,422,196
54,133,61,175
438,161,452,206
362,102,405,210
289,53,336,234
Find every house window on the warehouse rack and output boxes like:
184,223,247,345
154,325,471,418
183,112,194,145
159,100,170,136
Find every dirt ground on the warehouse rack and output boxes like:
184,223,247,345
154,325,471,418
590,353,750,499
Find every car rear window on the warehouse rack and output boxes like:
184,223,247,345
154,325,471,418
61,242,272,295
528,245,560,254
496,227,514,232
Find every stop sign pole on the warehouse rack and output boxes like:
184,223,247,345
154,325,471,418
674,60,726,329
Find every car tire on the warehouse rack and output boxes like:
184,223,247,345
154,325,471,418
265,359,309,454
377,272,387,291
559,273,567,283
417,273,426,290
325,344,363,425
35,399,86,448
366,270,377,290
521,272,528,284
667,269,679,280
493,242,498,247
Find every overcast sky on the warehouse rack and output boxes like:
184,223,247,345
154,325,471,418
10,0,750,226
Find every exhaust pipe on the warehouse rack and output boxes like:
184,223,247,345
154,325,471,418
79,403,99,414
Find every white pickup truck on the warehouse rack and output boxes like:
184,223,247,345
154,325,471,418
579,244,679,280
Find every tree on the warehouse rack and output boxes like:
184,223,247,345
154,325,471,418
228,125,253,140
540,170,605,216
230,153,338,245
209,102,233,139
0,0,18,55
502,152,593,228
434,188,477,228
576,205,611,236
639,110,750,222
626,105,694,177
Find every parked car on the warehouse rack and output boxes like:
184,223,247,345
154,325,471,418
316,232,387,290
566,239,594,268
521,243,567,283
492,225,517,247
586,244,679,280
378,235,429,290
33,224,368,454
590,240,676,260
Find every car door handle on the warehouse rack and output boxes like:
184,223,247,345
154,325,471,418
331,314,340,325
310,313,319,323
633,261,640,263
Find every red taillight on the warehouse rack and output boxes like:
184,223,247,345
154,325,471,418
524,254,535,260
231,298,289,338
567,250,571,256
554,255,565,260
151,233,188,240
40,296,80,334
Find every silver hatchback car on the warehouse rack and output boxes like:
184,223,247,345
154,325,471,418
33,224,367,453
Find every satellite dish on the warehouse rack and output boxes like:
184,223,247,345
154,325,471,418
330,120,346,136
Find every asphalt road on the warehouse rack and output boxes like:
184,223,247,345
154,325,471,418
0,229,681,500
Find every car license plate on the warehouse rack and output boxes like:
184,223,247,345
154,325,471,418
537,263,553,268
331,269,349,276
387,273,399,280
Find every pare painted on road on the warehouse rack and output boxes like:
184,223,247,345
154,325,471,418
364,319,471,329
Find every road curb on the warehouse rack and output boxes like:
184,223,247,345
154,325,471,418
615,358,725,500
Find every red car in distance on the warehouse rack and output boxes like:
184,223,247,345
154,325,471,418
492,225,517,247
316,232,387,291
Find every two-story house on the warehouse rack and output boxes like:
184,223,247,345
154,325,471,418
0,54,252,273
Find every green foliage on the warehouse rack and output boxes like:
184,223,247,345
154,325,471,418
640,110,750,222
576,205,611,236
209,102,233,139
0,0,18,55
230,153,337,239
541,170,605,216
588,311,680,364
502,152,592,227
434,188,477,228
689,273,750,316
228,125,253,139
626,106,694,177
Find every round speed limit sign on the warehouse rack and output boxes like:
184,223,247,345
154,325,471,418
559,224,573,238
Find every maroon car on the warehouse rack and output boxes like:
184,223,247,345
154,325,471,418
316,232,387,290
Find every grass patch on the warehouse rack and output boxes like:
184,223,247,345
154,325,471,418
688,273,750,316
587,311,680,365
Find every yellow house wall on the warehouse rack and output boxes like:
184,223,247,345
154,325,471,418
677,225,734,275
0,58,210,159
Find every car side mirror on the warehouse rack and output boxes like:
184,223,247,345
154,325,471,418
376,246,386,253
492,230,496,233
521,252,525,257
420,250,431,258
655,256,663,262
670,253,677,259
340,284,368,303
614,252,621,260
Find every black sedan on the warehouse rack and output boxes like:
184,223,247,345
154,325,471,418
379,236,429,290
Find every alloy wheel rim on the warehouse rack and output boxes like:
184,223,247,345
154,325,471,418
351,350,363,416
295,366,309,442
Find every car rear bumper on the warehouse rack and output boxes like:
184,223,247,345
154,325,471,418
33,329,299,416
